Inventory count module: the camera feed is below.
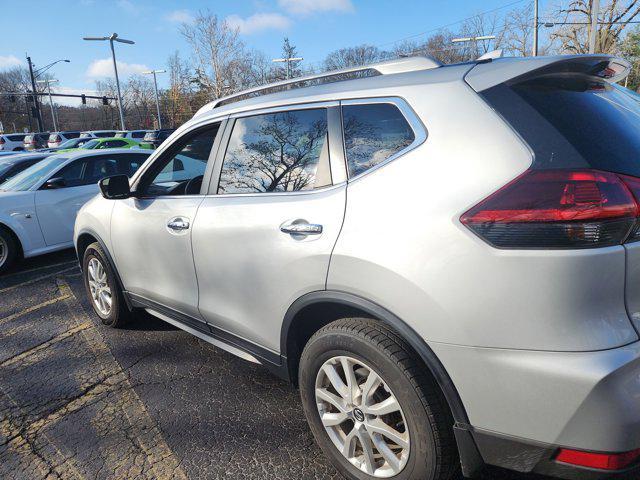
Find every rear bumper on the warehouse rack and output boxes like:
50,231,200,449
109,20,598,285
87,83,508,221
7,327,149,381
472,429,640,479
430,341,640,476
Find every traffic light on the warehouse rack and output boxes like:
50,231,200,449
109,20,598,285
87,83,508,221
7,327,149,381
81,94,86,105
102,96,109,106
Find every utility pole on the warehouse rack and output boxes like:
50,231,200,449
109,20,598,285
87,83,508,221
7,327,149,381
143,69,166,129
83,33,135,130
589,0,601,53
272,56,303,80
533,0,539,56
26,56,44,132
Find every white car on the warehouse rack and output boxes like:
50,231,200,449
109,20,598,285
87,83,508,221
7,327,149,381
80,130,117,139
47,131,82,148
0,149,151,273
0,133,27,151
115,130,149,140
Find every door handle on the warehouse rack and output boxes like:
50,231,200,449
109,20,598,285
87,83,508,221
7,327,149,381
280,221,323,235
167,218,190,231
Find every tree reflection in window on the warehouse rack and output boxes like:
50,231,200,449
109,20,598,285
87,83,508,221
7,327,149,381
343,103,415,178
219,109,330,193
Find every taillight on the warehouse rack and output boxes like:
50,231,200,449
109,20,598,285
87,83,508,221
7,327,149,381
556,447,640,470
53,135,61,143
0,138,5,145
461,169,640,249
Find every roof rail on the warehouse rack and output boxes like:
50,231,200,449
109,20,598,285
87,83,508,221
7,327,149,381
197,56,442,114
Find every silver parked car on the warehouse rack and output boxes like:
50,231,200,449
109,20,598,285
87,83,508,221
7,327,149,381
74,54,640,480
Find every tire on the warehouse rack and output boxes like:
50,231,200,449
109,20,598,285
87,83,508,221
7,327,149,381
299,318,459,480
83,242,131,327
0,226,18,274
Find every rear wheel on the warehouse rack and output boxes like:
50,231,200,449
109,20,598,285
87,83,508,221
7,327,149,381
0,227,18,274
83,242,130,327
299,318,458,480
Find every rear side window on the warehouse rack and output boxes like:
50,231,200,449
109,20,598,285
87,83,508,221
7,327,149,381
481,76,640,176
132,131,145,138
95,131,115,138
65,132,81,139
7,134,25,142
218,109,331,194
342,103,415,177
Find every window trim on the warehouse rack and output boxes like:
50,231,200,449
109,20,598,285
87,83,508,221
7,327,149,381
207,101,346,197
131,120,226,199
340,97,427,182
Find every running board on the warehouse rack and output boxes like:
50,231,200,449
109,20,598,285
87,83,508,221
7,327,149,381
145,309,262,364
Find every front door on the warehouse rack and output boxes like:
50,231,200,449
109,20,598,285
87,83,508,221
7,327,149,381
192,106,347,352
111,123,222,320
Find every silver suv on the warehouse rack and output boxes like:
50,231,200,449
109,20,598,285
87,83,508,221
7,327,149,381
74,54,640,480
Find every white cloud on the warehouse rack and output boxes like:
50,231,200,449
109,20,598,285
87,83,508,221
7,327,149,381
86,58,149,78
0,55,24,70
165,9,194,24
277,0,354,15
117,0,139,14
225,13,291,35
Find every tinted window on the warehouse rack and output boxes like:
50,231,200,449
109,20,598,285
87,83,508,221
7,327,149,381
95,131,116,138
132,131,146,138
54,153,149,187
65,132,81,139
342,103,415,178
101,140,127,148
218,109,330,194
482,76,640,176
7,134,25,141
143,125,219,196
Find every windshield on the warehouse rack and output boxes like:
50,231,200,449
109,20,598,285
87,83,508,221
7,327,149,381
81,139,100,149
0,156,66,191
59,138,80,148
0,162,15,177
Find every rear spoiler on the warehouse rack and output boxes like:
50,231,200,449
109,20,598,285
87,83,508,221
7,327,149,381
465,54,631,92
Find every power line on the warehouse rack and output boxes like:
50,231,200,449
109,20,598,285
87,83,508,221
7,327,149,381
303,0,529,70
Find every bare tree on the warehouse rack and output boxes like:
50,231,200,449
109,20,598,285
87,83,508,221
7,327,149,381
323,45,386,70
551,0,640,53
180,10,252,99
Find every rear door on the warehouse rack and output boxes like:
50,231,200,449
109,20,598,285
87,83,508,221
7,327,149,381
192,104,347,353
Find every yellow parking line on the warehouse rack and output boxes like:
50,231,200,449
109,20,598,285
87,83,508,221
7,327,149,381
0,266,78,294
0,293,71,325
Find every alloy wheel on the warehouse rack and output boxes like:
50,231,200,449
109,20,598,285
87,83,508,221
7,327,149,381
0,236,7,268
87,257,112,316
315,356,410,478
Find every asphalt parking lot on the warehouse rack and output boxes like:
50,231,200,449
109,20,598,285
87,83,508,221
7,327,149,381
0,250,552,480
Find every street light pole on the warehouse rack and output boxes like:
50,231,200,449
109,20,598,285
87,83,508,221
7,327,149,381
533,0,539,56
26,56,44,132
143,70,166,129
37,79,59,131
589,0,601,53
83,33,135,130
272,57,303,80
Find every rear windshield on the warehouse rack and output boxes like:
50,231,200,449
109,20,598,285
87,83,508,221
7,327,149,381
481,76,640,177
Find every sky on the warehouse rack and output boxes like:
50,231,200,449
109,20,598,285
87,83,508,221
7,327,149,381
0,0,528,106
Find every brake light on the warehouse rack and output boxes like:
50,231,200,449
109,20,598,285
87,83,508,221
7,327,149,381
0,138,5,145
53,135,61,143
460,169,640,248
556,447,640,470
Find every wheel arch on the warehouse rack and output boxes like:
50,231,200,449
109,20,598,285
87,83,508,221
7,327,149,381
281,290,484,477
0,221,24,258
75,228,132,311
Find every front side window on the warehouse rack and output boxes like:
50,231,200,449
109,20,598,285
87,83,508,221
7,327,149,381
342,103,415,178
140,124,219,197
218,108,331,194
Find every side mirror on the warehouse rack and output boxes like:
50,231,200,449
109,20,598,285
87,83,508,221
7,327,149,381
43,177,66,189
99,174,131,199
